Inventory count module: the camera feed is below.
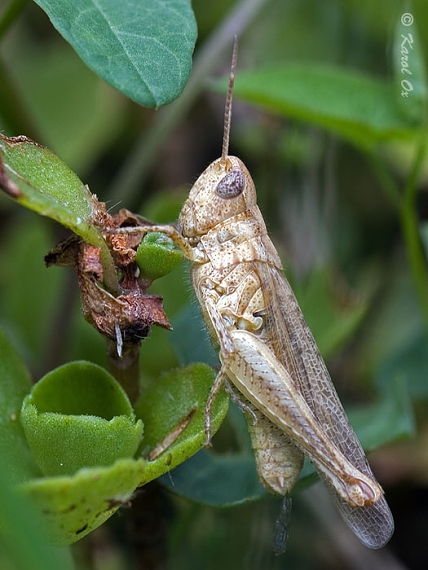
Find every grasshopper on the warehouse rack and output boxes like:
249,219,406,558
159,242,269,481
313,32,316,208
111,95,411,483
115,39,394,549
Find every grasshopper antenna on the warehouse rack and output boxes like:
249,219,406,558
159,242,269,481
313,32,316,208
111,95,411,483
221,35,238,162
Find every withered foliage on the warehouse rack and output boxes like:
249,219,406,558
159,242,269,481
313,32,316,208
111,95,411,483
45,198,171,349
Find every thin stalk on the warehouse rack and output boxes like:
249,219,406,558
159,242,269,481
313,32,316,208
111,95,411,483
369,138,428,330
107,341,141,404
400,136,428,329
364,149,402,211
0,0,28,40
105,0,271,210
98,240,121,295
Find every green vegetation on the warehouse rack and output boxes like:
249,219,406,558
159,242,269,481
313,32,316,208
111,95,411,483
0,0,427,568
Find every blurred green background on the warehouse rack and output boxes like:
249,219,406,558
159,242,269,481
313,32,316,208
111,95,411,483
1,0,427,568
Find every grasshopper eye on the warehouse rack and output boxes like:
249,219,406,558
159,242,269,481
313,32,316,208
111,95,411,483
215,170,245,199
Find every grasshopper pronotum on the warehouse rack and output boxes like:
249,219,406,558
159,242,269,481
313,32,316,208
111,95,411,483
116,38,394,548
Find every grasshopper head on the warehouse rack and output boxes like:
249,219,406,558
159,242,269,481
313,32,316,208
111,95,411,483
179,155,257,238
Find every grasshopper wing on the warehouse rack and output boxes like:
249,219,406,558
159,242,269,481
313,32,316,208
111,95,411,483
258,264,394,549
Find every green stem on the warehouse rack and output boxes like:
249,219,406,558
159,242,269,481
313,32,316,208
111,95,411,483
98,240,121,295
105,0,271,210
400,137,428,329
107,341,141,404
368,139,428,330
365,150,401,210
0,0,28,40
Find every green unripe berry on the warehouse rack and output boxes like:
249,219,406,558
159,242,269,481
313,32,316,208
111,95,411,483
136,232,182,281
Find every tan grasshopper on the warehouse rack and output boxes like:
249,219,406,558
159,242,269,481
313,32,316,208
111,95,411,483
114,39,394,548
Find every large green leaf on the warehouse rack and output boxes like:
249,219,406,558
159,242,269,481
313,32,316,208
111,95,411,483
33,0,197,108
160,448,266,506
20,458,146,546
224,65,423,147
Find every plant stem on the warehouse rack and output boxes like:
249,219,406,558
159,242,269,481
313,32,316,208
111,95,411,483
369,139,428,330
364,150,401,210
107,341,141,404
97,240,121,295
105,0,271,210
0,0,28,40
400,136,428,329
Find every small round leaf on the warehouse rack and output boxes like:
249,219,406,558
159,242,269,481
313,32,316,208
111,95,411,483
21,362,143,476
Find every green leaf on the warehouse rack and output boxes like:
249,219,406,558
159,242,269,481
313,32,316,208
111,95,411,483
0,327,41,484
160,448,266,506
33,0,197,108
19,458,146,545
1,135,96,239
13,363,227,545
0,466,74,570
0,134,118,292
20,361,143,476
135,363,229,485
159,403,267,507
223,65,422,147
